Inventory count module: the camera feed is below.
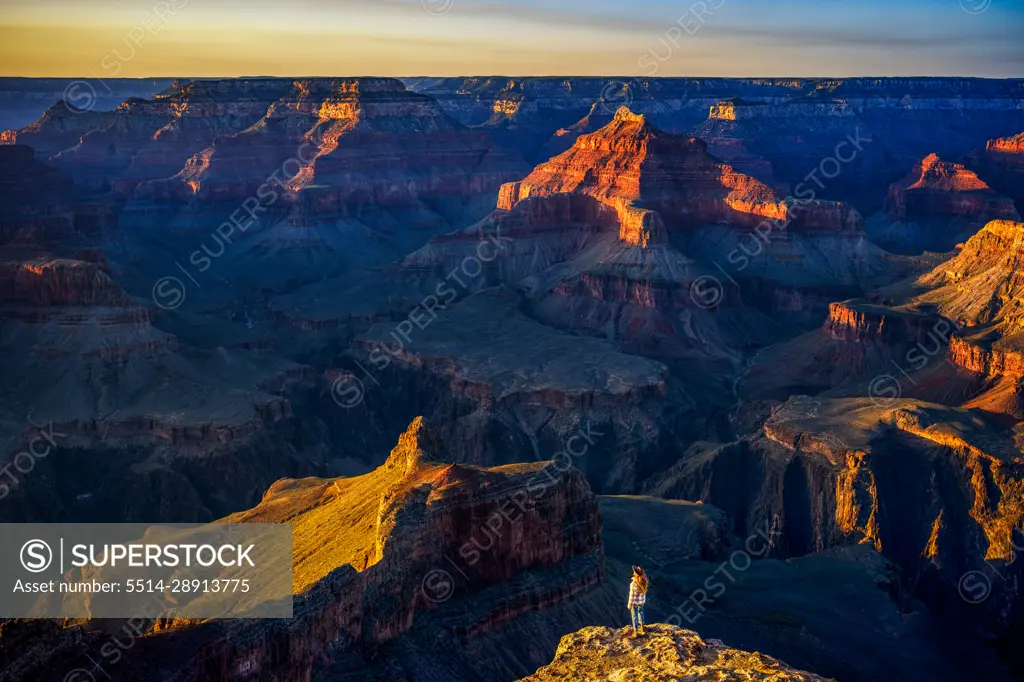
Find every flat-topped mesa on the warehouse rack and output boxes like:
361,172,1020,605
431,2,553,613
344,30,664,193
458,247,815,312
0,258,134,308
885,153,1019,222
948,335,1024,379
6,80,294,193
496,106,844,243
986,132,1024,156
287,77,458,133
8,77,519,201
824,299,950,345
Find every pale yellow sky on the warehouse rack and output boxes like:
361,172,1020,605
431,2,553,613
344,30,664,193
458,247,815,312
1,0,1020,78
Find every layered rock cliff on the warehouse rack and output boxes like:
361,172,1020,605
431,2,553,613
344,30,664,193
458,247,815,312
499,107,851,234
14,418,604,681
868,153,1018,254
0,145,321,524
644,394,1024,664
408,76,1024,178
0,77,173,131
966,132,1024,210
897,219,1024,415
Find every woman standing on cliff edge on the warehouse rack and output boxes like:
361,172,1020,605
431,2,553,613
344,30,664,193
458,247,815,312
628,566,648,637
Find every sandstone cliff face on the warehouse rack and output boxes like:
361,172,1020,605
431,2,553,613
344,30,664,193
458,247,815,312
486,108,880,331
948,335,1024,379
824,299,947,346
28,418,604,682
645,395,1024,651
884,153,1018,222
767,397,1024,567
710,99,854,121
966,132,1024,209
86,78,526,238
737,295,959,402
869,153,1019,254
473,108,871,359
520,625,832,682
498,107,851,234
895,219,1024,416
4,78,527,232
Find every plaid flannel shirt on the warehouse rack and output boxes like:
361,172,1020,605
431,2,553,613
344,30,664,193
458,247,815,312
628,578,646,607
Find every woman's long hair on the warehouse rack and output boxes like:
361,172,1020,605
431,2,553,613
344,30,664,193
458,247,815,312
633,566,648,594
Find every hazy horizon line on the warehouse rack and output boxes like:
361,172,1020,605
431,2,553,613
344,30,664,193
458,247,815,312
2,74,1022,81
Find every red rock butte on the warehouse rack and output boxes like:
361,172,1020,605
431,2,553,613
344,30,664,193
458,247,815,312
885,152,1019,222
497,106,861,247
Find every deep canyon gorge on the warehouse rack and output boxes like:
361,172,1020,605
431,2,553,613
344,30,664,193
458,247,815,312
0,74,1022,681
